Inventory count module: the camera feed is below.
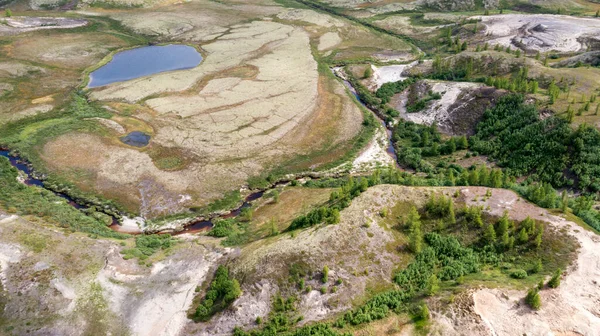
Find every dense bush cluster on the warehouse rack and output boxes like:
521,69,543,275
194,266,241,322
121,234,176,260
376,78,415,104
471,94,600,193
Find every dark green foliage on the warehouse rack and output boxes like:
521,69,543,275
205,190,242,213
376,78,415,104
194,266,241,322
0,158,127,239
571,124,600,192
471,94,572,187
524,183,559,209
425,194,453,218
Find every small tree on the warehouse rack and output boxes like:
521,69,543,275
518,228,529,244
532,259,543,273
426,274,440,296
269,219,279,236
5,9,12,17
363,66,373,79
322,265,329,283
534,232,542,249
272,190,280,203
561,190,569,213
525,288,541,310
418,304,430,321
241,207,253,221
484,224,496,244
448,201,456,225
548,269,561,288
407,206,423,253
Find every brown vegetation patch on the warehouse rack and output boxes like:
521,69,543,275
4,33,127,69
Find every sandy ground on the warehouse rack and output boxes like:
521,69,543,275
0,210,228,336
476,14,600,53
400,80,481,126
318,31,342,51
351,123,395,172
0,17,87,35
369,61,417,90
430,187,600,336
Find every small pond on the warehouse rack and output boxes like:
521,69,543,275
88,44,202,88
120,131,151,147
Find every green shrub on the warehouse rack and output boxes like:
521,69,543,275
525,288,541,310
510,269,528,279
548,269,561,288
194,266,241,322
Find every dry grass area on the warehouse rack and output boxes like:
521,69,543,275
0,25,129,124
250,187,333,232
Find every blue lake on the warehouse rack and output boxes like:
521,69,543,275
88,44,202,88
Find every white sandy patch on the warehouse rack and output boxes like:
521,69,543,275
128,254,221,336
352,124,394,172
318,32,341,51
370,61,417,90
0,243,22,289
115,216,145,234
96,244,225,336
402,80,481,126
0,17,87,34
476,14,600,53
